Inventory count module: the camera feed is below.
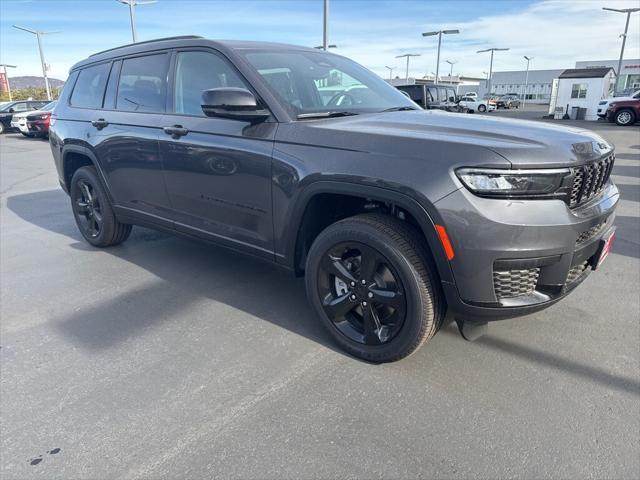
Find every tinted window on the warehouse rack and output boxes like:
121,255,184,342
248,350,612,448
397,85,423,103
117,54,169,113
12,102,28,112
174,51,248,116
70,63,111,108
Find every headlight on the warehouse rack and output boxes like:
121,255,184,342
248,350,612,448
456,168,572,198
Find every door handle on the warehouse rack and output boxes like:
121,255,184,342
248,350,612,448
91,118,109,130
163,125,189,139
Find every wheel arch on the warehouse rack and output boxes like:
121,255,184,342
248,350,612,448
284,181,455,285
61,145,114,202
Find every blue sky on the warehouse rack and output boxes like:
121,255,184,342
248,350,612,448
1,0,639,81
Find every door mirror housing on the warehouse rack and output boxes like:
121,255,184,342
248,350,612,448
201,88,270,121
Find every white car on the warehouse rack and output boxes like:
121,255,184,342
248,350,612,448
597,89,640,118
10,111,30,135
463,92,478,99
458,96,495,113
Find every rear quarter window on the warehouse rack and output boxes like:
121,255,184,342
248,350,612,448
70,63,111,109
116,54,169,113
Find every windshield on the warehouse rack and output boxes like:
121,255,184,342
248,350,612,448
241,49,417,117
0,102,12,112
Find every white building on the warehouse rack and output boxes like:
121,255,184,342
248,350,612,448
552,68,616,121
477,69,565,103
575,59,640,92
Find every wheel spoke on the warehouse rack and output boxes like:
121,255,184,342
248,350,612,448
76,200,89,213
322,254,356,284
80,182,93,204
322,292,356,321
93,209,103,224
369,287,404,310
362,305,382,345
358,246,380,282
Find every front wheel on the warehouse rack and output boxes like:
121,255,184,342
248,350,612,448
0,123,5,134
478,104,487,112
70,166,132,247
615,109,636,126
305,214,444,363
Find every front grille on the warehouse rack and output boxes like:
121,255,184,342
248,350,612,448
493,268,540,300
576,221,605,245
566,261,589,284
570,154,615,208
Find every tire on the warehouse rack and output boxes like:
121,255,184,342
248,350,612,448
478,104,487,112
615,109,636,126
0,123,4,134
305,213,444,363
70,166,132,247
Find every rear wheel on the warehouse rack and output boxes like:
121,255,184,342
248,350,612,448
70,166,132,247
0,123,4,134
305,213,444,363
615,109,636,126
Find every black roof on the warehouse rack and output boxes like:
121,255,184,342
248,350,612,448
71,37,319,71
559,67,614,79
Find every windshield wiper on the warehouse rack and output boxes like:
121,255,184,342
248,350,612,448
380,106,419,112
296,111,360,119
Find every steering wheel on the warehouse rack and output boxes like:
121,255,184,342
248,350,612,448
326,91,358,107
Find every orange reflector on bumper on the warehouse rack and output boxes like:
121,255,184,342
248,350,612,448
435,224,455,261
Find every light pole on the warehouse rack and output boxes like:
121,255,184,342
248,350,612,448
385,65,396,81
602,6,640,93
0,64,17,101
13,25,60,101
322,0,330,51
523,56,533,108
396,54,421,83
422,29,459,84
445,60,457,82
314,45,336,49
116,0,157,43
477,47,509,95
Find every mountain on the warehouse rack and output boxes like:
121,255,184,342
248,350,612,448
7,76,65,89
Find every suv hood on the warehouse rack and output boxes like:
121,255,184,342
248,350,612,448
302,109,612,168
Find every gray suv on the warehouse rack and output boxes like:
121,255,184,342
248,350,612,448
49,37,618,362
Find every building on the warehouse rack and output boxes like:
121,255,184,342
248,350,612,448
551,68,616,121
476,69,564,103
387,74,483,93
575,59,640,92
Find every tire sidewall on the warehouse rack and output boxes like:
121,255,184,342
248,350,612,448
305,221,431,362
616,109,635,126
478,105,486,112
70,166,117,247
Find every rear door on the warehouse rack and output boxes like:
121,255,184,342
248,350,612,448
87,53,172,225
158,48,276,258
397,85,425,108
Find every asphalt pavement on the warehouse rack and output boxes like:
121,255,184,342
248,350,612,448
1,113,639,479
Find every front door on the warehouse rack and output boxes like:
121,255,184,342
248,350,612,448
159,49,276,258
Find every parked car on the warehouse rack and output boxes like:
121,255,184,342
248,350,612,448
396,84,458,111
496,95,521,109
26,101,57,138
597,89,640,118
0,100,48,134
606,98,639,126
50,36,619,362
458,96,495,113
463,92,478,99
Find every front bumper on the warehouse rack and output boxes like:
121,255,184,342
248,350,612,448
435,181,619,321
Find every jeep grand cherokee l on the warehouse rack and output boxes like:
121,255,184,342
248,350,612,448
49,36,619,362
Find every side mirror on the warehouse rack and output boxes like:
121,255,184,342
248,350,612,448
9,108,15,113
201,88,270,121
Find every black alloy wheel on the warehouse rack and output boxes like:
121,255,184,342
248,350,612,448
317,241,407,346
305,213,444,362
74,179,103,238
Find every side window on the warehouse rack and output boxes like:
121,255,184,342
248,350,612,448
103,60,122,110
426,87,436,103
398,86,423,103
173,51,248,116
447,88,456,102
12,102,28,112
70,63,111,108
117,54,169,113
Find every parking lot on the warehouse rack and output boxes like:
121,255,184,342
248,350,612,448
1,113,639,479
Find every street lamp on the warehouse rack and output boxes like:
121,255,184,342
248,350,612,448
395,54,421,83
385,65,396,81
523,56,533,108
445,60,457,82
116,0,157,43
0,64,17,101
322,0,330,51
422,29,459,84
12,25,60,100
477,47,509,95
602,6,640,93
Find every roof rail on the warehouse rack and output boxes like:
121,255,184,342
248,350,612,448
89,35,204,57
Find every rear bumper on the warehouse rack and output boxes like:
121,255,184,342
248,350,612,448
435,181,619,322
